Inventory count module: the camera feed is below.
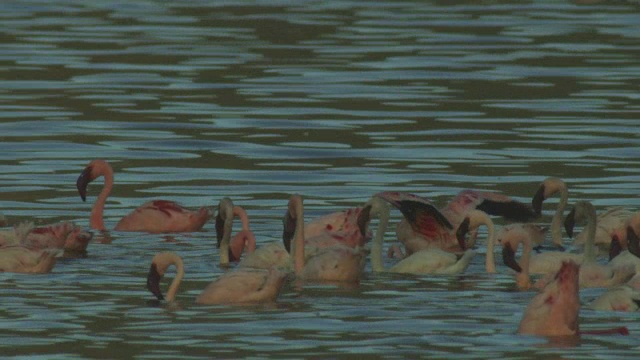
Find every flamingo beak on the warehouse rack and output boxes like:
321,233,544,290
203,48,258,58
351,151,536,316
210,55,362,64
215,213,224,248
531,184,545,216
502,242,522,273
564,208,576,238
456,217,470,250
627,226,640,257
356,205,372,239
282,210,296,253
609,235,622,261
146,263,165,300
76,166,93,202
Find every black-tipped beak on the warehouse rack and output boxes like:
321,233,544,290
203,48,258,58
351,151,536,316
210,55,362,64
564,208,576,238
357,205,372,239
609,235,622,261
215,213,224,248
146,263,164,300
456,217,470,250
502,243,522,273
282,210,296,253
627,226,640,257
76,166,93,202
531,184,545,215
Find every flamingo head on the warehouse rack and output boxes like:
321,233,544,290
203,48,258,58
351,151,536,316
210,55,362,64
502,241,523,273
564,207,577,238
531,183,546,216
627,226,640,257
356,204,372,240
215,212,225,248
146,262,165,300
609,234,623,261
455,217,470,250
282,208,296,253
76,164,95,202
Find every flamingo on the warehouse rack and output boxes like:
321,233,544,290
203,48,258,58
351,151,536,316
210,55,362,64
455,210,498,273
588,285,640,312
518,260,630,336
369,206,490,275
147,204,287,305
146,252,287,305
609,226,640,274
0,245,57,274
285,194,366,283
76,159,212,233
374,189,536,255
533,177,635,251
1,221,92,254
517,261,581,336
503,201,635,289
238,196,381,272
214,197,256,264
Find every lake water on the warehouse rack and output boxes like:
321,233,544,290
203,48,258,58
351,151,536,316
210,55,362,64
1,0,640,358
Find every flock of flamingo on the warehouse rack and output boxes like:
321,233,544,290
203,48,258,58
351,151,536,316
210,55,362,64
2,159,639,338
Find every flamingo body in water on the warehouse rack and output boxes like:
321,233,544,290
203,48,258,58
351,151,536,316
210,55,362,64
238,197,381,272
285,195,368,283
1,221,92,254
77,159,211,233
502,201,635,289
0,246,57,274
146,200,288,305
518,261,581,336
214,197,256,264
518,260,630,336
368,199,489,275
374,190,536,255
532,177,635,252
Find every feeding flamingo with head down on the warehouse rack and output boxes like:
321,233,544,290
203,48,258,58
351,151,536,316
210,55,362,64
284,194,367,283
518,260,629,337
146,200,288,305
374,189,537,255
1,221,92,254
76,159,212,233
502,201,635,290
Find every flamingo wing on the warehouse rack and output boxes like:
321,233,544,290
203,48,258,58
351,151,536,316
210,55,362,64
446,190,537,223
374,191,452,240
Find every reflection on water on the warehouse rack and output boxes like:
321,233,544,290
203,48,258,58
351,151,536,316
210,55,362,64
1,0,640,358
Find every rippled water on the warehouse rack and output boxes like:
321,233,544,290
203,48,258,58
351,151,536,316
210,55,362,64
1,0,640,358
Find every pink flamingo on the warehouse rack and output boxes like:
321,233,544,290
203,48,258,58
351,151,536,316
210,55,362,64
374,189,537,255
517,261,581,336
146,252,287,305
285,194,366,283
1,221,92,254
503,201,635,289
215,197,256,264
76,159,211,233
146,200,287,305
533,177,635,251
518,260,629,337
23,221,93,253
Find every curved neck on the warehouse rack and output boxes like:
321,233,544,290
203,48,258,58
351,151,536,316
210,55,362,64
218,198,233,265
370,200,391,272
516,235,532,290
91,162,113,231
166,253,184,302
550,183,569,247
289,195,305,275
482,216,496,274
233,206,250,231
579,202,598,262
